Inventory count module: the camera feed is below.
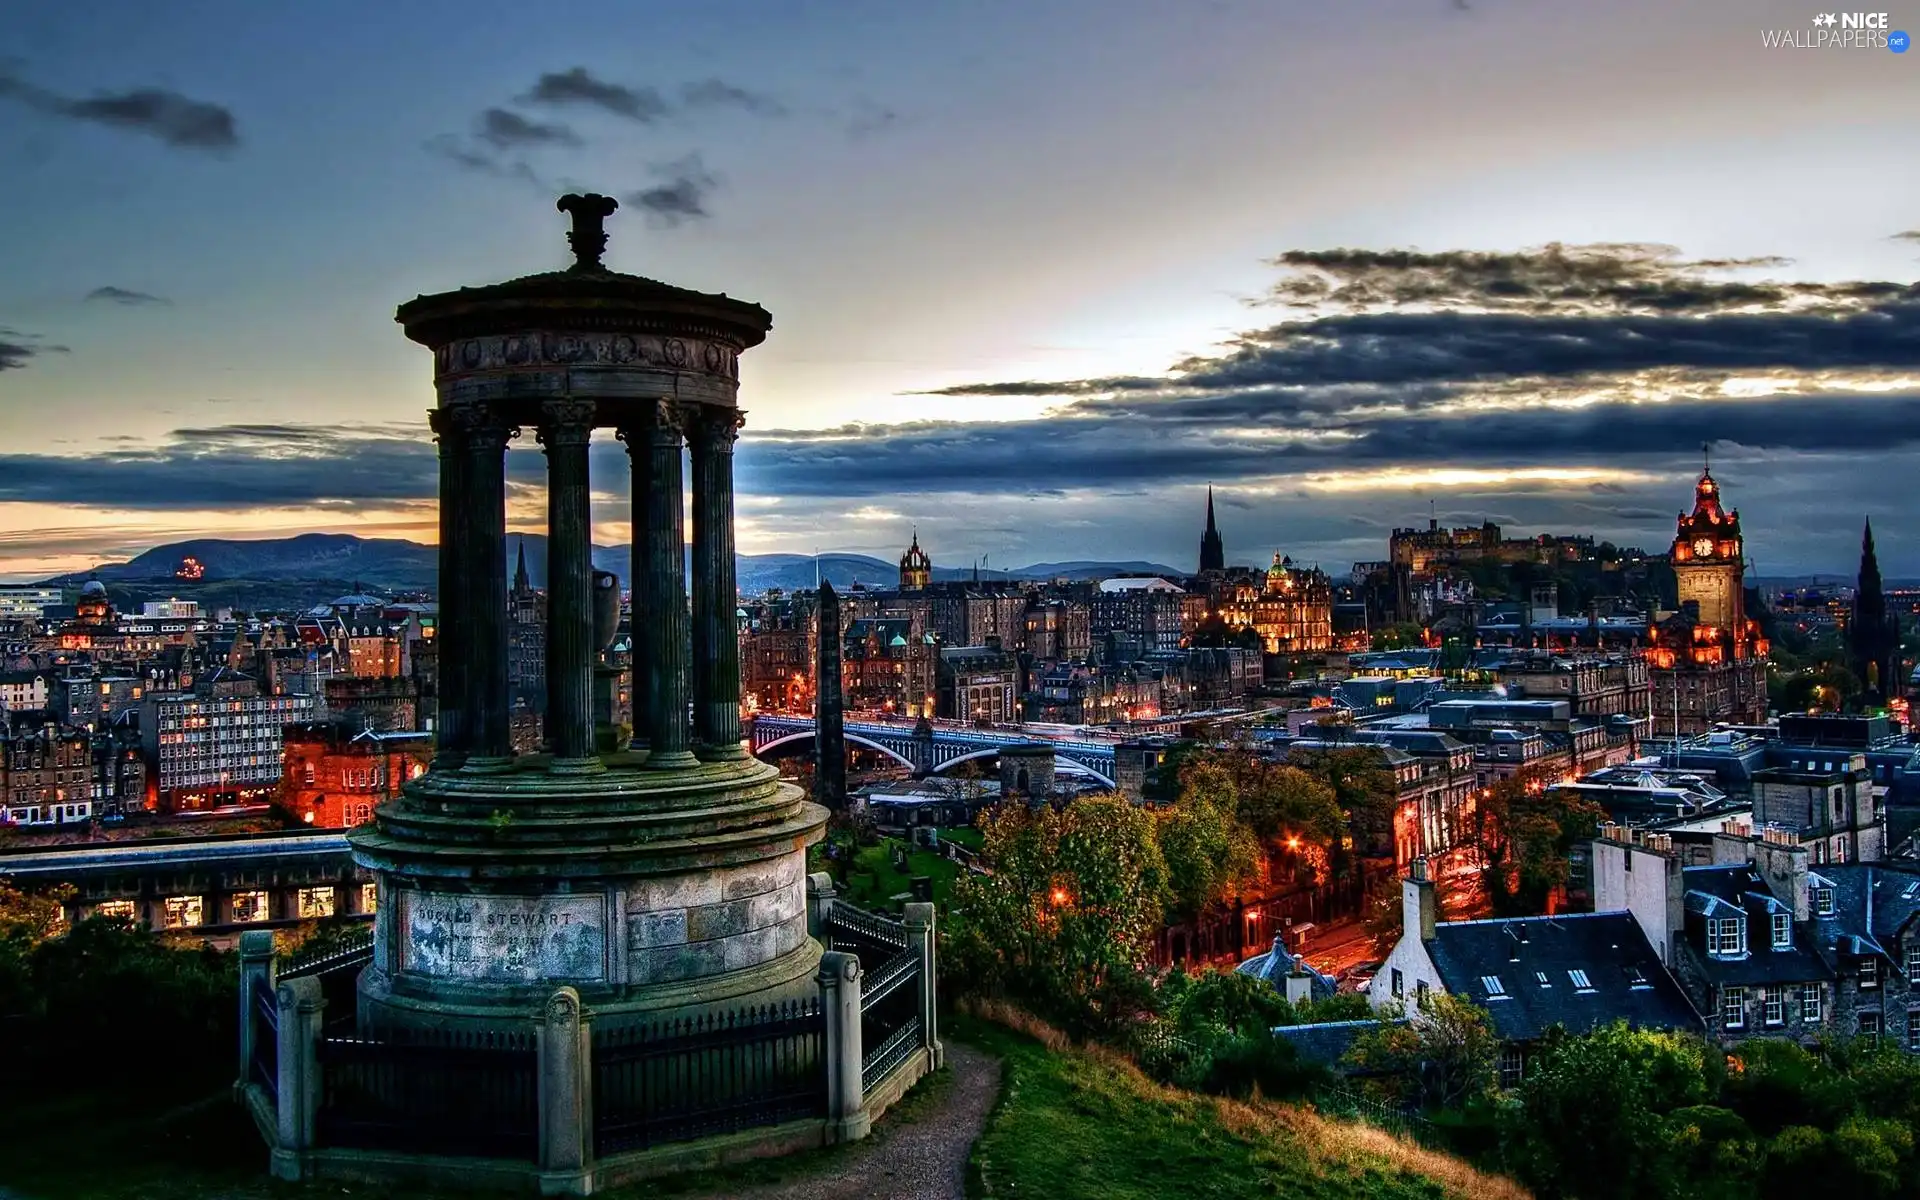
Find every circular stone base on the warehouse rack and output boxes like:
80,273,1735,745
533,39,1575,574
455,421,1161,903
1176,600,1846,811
347,749,828,1037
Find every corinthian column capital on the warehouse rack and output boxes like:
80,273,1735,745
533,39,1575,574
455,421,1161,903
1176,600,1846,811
537,398,597,449
688,404,746,448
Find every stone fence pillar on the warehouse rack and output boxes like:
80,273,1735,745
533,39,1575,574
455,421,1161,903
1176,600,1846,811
236,929,276,1093
537,987,592,1195
817,950,869,1143
806,871,837,941
270,975,325,1182
903,902,943,1071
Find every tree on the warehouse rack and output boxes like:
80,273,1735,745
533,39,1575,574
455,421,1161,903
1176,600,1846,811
948,795,1168,1033
1371,622,1426,651
1503,1022,1714,1200
1342,992,1497,1110
1469,767,1604,916
1156,780,1260,923
1291,746,1399,869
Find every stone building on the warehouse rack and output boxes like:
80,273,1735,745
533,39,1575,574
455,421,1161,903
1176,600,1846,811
140,672,316,811
282,722,433,828
937,644,1021,723
508,540,548,715
1752,757,1885,864
1211,555,1335,653
0,720,94,826
898,531,932,592
1647,463,1768,734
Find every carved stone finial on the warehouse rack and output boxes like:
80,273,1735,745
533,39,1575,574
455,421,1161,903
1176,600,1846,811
556,193,620,270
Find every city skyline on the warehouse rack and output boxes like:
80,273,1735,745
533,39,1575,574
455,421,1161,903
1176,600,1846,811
3,0,1918,579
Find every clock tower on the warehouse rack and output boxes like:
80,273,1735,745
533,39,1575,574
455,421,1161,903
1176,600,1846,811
1670,461,1745,632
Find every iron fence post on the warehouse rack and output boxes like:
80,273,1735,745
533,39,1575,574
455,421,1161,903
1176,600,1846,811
817,950,869,1143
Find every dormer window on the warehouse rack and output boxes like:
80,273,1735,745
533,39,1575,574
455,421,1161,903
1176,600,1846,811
1771,913,1792,950
1860,958,1880,990
1814,886,1835,916
1709,917,1747,958
1568,969,1594,993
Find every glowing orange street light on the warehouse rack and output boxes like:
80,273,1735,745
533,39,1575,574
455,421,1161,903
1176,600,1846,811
1050,888,1070,906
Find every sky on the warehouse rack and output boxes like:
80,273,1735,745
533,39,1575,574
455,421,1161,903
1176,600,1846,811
2,0,1918,581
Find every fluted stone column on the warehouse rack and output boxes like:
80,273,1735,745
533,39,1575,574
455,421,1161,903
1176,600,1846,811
689,406,746,760
454,406,515,767
617,424,652,754
539,399,599,771
428,408,469,769
627,402,696,768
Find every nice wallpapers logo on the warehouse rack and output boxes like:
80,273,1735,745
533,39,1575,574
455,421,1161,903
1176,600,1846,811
1762,12,1910,49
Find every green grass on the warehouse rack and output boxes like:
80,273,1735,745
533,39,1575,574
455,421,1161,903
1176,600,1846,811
960,1014,1523,1200
938,826,985,852
839,838,961,911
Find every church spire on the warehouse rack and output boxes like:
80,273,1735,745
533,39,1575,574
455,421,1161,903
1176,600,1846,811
1853,516,1899,705
513,539,530,592
1198,485,1226,574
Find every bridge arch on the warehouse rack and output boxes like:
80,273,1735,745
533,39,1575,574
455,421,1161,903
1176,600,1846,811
929,746,1117,789
752,731,917,773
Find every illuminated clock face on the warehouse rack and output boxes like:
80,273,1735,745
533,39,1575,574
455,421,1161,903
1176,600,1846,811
1692,538,1715,558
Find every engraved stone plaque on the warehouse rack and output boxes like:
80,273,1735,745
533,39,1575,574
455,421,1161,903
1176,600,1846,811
398,890,607,983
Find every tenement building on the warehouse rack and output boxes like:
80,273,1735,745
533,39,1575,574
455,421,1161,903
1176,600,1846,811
141,672,315,811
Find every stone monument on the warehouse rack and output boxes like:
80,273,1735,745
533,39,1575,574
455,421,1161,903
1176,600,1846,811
350,194,829,1033
814,580,847,808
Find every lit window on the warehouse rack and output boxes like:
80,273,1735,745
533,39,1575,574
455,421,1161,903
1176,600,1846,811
163,895,203,929
359,883,378,913
232,891,269,923
1722,986,1747,1029
1802,983,1823,1024
297,887,336,919
1568,969,1594,992
1771,912,1792,950
95,899,136,922
1763,987,1785,1026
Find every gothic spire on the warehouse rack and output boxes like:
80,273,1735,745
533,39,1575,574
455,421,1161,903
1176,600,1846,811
1198,484,1226,573
513,539,530,592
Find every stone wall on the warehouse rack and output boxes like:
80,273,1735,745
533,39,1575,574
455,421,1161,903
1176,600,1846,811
626,851,809,984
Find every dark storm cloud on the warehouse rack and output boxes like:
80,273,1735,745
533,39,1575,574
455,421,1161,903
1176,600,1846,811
520,68,672,123
0,328,68,371
476,107,580,150
680,78,785,116
625,155,718,226
0,72,237,151
84,286,168,306
0,425,438,509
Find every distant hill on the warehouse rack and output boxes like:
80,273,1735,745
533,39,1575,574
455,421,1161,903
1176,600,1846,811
39,534,1179,606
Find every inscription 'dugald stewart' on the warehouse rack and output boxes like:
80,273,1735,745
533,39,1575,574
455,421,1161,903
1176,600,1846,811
398,891,607,983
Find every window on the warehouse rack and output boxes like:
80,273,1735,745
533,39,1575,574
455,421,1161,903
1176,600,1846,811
1568,969,1594,992
1722,986,1747,1030
232,891,269,923
1416,981,1429,1006
1481,975,1509,998
297,887,335,919
96,899,136,921
360,883,378,913
1814,886,1836,916
1771,912,1792,950
1391,967,1404,998
1709,918,1747,957
1763,987,1785,1026
1498,1046,1525,1090
1536,971,1552,988
1860,1011,1882,1037
162,895,203,929
1907,941,1920,987
1802,983,1823,1024
1909,1011,1920,1053
1861,958,1880,990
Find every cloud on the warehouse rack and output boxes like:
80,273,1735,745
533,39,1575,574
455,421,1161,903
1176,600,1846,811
846,97,900,139
520,67,671,123
1895,231,1920,242
84,286,168,307
0,72,237,151
477,107,580,150
680,78,785,117
0,328,69,371
625,155,718,227
424,134,547,187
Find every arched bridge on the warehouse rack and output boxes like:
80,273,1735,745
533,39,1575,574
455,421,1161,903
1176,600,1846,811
749,714,1118,788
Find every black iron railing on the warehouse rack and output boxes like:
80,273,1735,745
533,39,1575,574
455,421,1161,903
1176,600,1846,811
826,904,907,969
317,1027,539,1161
277,926,376,980
592,999,827,1156
858,942,922,1095
250,973,279,1094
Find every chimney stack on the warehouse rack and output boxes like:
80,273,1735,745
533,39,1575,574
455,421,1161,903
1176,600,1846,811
1404,857,1438,941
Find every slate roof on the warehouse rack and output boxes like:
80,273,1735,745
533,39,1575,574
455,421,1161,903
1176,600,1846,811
1427,912,1703,1042
1808,862,1920,967
1236,937,1338,1002
1271,1018,1408,1071
1681,865,1834,985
